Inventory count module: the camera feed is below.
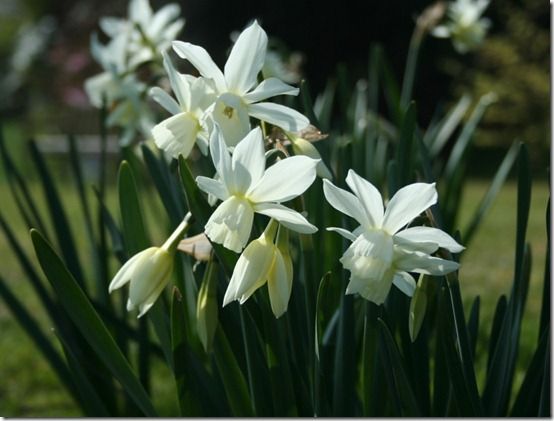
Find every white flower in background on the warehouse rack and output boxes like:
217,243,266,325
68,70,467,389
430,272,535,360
99,0,184,68
105,75,155,146
173,20,309,146
432,0,491,53
150,51,216,158
323,170,464,304
196,126,318,252
109,213,191,317
223,220,294,318
84,31,131,107
262,50,302,85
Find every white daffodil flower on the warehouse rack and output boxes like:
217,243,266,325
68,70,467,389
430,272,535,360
323,170,464,304
432,0,491,54
109,213,191,317
99,0,184,68
197,126,318,252
105,75,155,146
84,31,130,107
223,220,293,318
172,20,309,146
150,51,216,158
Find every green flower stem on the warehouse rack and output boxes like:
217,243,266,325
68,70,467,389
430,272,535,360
162,212,193,253
400,26,425,110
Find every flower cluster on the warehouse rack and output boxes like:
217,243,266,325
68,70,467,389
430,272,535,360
104,5,464,320
84,0,184,145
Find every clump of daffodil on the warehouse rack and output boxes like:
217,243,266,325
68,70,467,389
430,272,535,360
223,219,294,318
196,125,318,253
150,51,216,158
109,213,191,317
172,20,309,146
323,170,463,304
432,0,491,53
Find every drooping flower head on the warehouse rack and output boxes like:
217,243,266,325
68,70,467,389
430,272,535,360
223,220,294,318
196,126,318,252
172,20,309,146
432,0,491,53
109,213,191,317
324,170,464,304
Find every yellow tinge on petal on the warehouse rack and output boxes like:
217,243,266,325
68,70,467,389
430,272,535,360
127,247,173,316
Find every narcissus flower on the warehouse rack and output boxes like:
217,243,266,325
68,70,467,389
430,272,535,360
432,0,491,53
99,0,184,68
109,213,191,317
323,170,463,304
196,126,318,252
223,220,293,318
150,51,216,158
172,20,309,146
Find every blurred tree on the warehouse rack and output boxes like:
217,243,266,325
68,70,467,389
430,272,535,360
442,0,549,172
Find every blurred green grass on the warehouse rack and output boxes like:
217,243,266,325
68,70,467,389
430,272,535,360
0,165,548,415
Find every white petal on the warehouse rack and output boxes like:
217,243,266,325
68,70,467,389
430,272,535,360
243,78,299,103
393,235,439,255
128,248,172,308
152,112,199,159
129,0,152,24
326,227,357,242
212,93,251,147
224,20,267,94
254,203,317,234
223,238,273,306
322,179,371,228
150,4,181,37
137,275,168,318
392,271,416,297
340,230,394,286
205,196,254,252
109,248,153,293
394,249,460,276
231,127,266,192
209,125,235,192
248,102,309,132
267,250,292,318
382,183,438,234
162,51,190,109
291,137,333,180
345,271,394,305
196,176,229,202
395,226,465,253
99,17,127,37
345,169,384,227
247,156,317,203
149,86,181,115
431,25,451,38
172,41,226,92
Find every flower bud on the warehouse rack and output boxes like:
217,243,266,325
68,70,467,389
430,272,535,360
109,246,173,318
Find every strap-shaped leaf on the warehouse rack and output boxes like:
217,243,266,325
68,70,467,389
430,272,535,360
141,145,184,226
54,329,110,416
31,229,157,416
463,141,519,245
377,318,420,416
213,326,254,416
29,140,86,286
